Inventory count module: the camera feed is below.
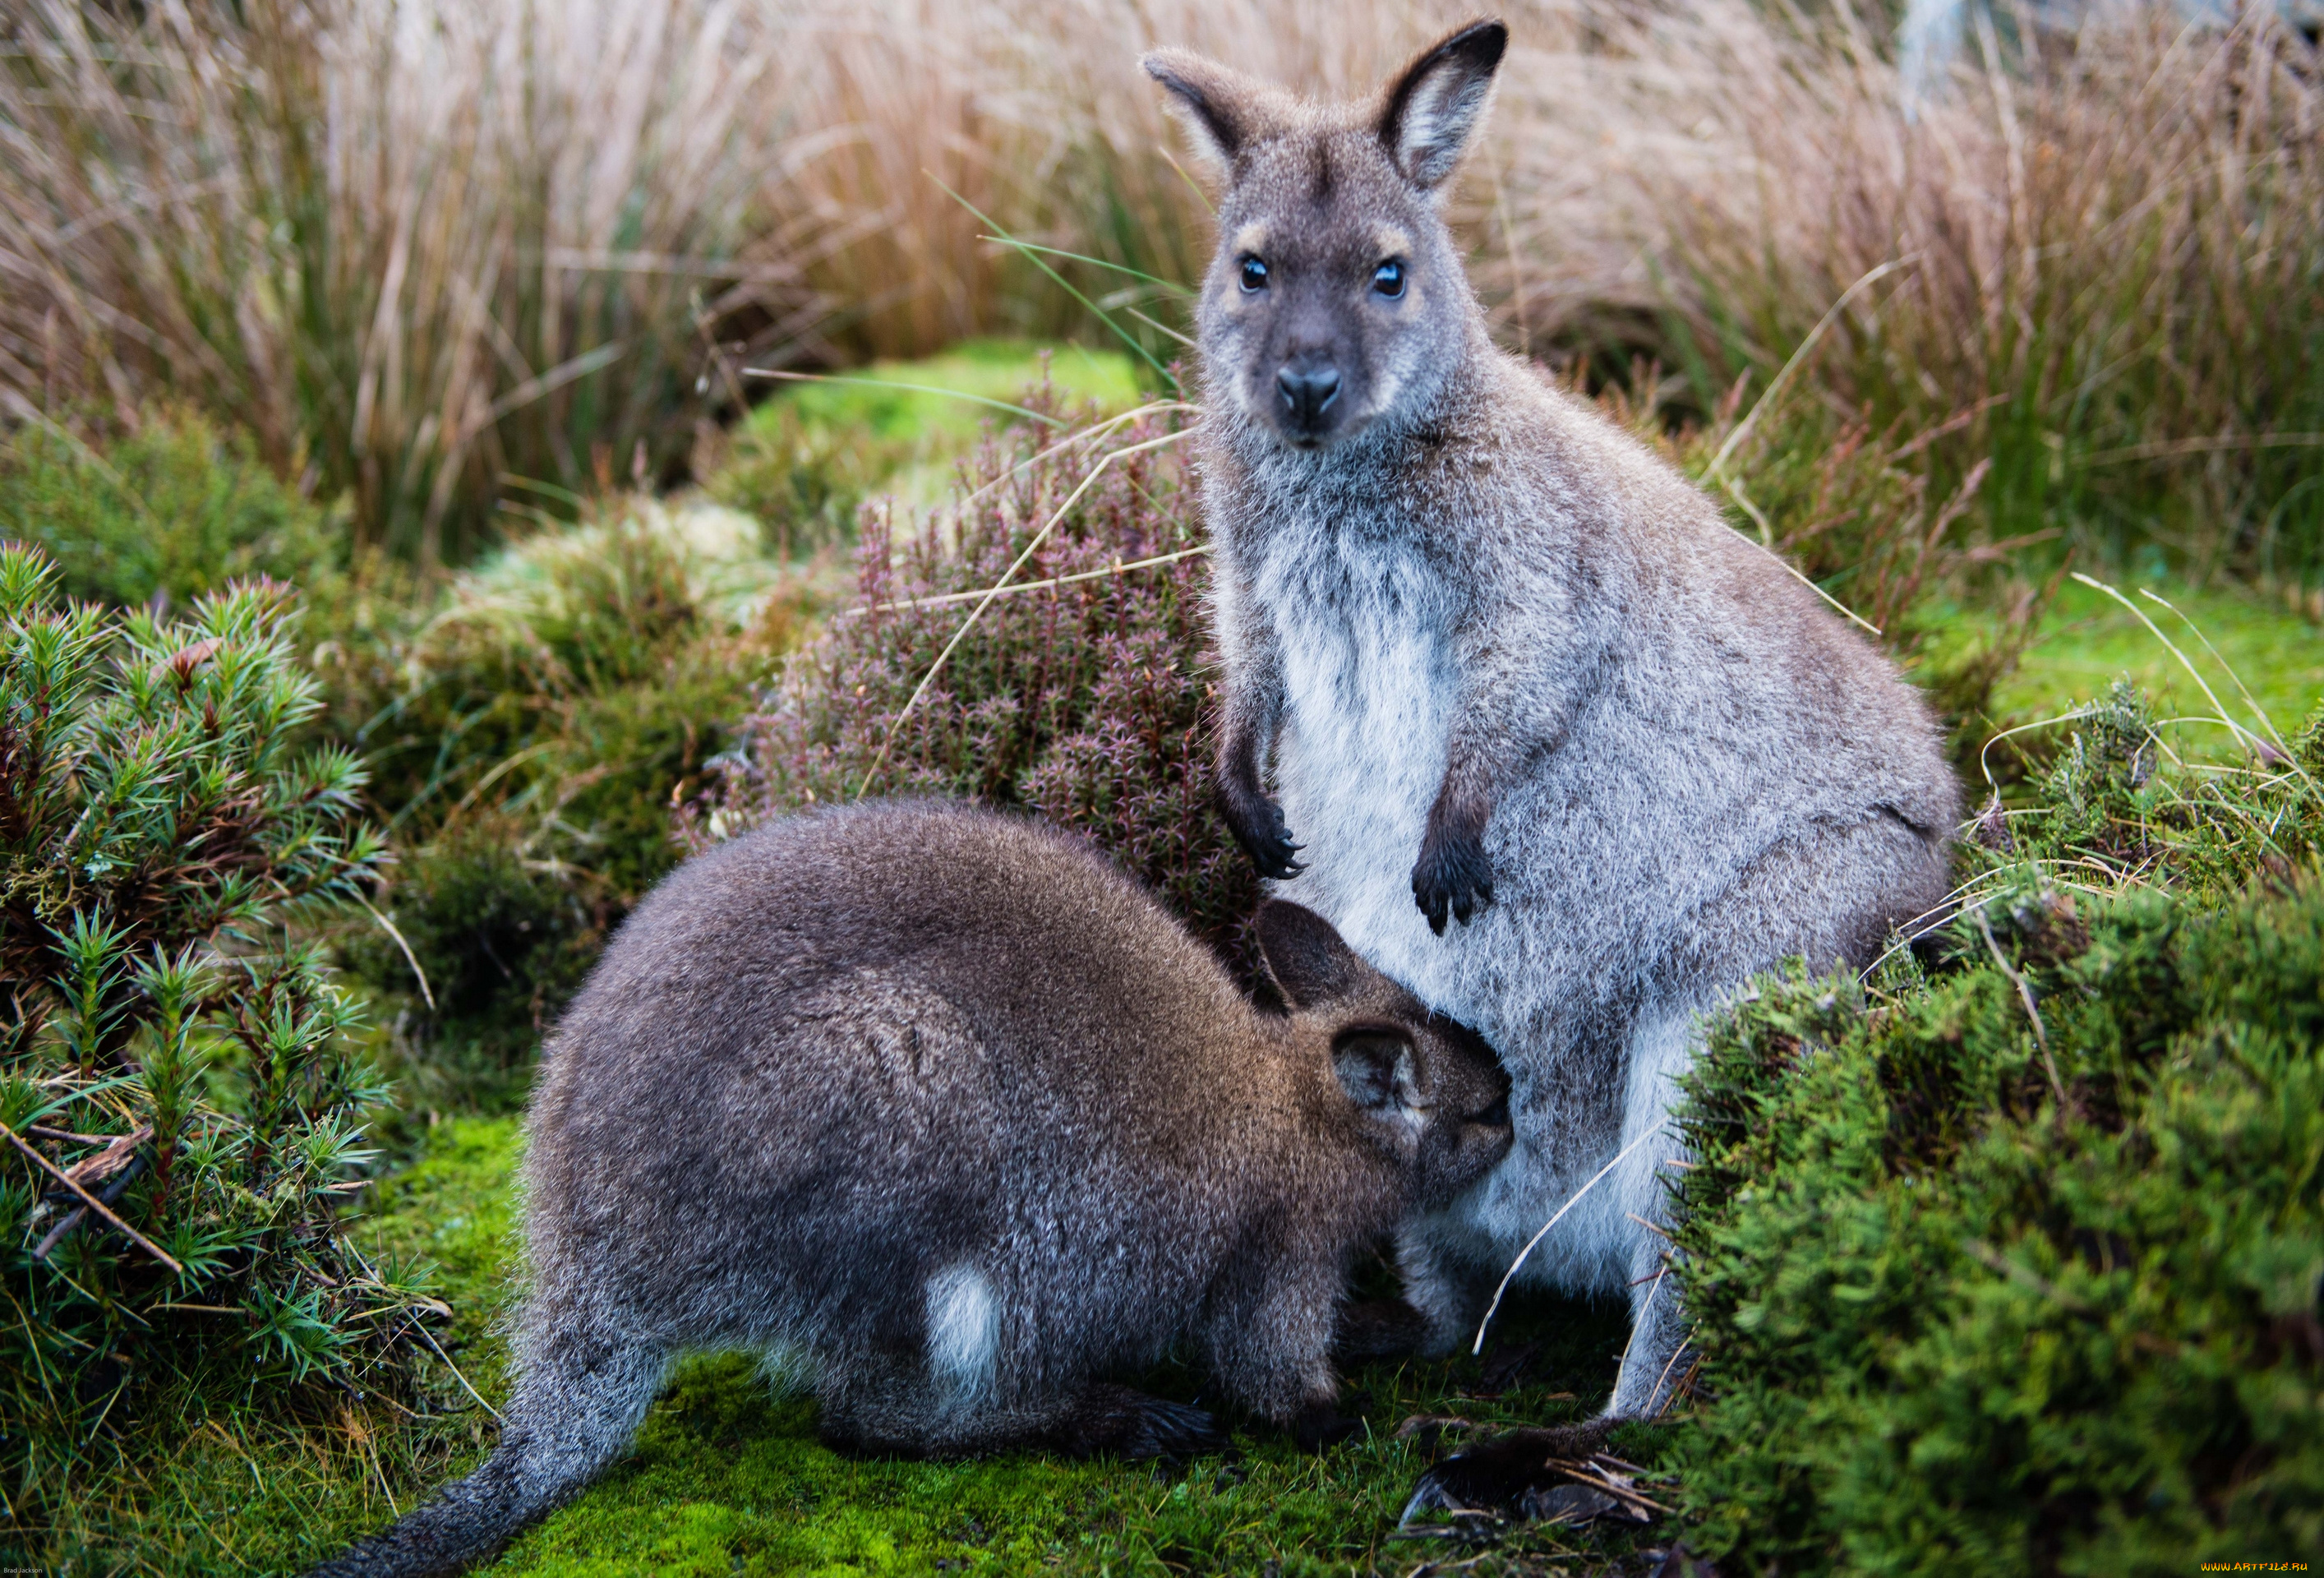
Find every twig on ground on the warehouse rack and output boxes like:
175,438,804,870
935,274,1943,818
35,1151,149,1260
27,1124,118,1146
3,1119,182,1273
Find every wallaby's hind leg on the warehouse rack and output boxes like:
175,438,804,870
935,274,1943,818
306,1313,666,1578
1390,1223,1492,1359
816,1357,1225,1463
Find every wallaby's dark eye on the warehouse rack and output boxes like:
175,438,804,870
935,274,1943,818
1373,260,1407,298
1239,256,1269,293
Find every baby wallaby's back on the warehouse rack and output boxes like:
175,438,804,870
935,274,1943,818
311,800,1512,1578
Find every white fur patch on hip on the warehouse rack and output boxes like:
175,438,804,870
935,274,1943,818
925,1263,998,1405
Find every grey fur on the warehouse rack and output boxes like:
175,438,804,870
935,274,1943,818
308,801,1511,1576
1146,21,1960,1419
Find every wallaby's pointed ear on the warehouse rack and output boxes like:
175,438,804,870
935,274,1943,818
1377,19,1508,191
1331,1028,1423,1115
1142,48,1260,172
1254,900,1375,1008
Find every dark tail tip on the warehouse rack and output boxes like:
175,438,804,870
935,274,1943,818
303,1450,537,1578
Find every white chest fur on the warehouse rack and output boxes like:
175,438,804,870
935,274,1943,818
1253,530,1468,1013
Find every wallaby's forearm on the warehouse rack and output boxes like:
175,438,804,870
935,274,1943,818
1213,593,1300,879
1217,683,1300,879
1413,616,1587,933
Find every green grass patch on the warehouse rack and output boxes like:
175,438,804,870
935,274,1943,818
763,339,1145,444
1994,579,2324,746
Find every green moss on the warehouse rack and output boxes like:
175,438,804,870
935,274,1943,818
32,1114,1681,1575
491,1327,1671,1577
704,339,1143,556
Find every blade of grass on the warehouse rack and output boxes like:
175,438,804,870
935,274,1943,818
978,237,1194,295
929,175,1178,389
2070,574,2288,770
2136,588,2304,768
839,542,1212,618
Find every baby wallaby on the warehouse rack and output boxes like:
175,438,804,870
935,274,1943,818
310,800,1511,1577
1145,16,1959,1453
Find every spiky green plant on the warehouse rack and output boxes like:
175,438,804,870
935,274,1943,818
0,542,431,1525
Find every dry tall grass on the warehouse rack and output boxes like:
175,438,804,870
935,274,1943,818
4,0,2319,580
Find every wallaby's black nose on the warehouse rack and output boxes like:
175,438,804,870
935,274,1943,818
1275,362,1342,429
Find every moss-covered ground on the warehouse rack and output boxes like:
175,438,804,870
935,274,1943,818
53,1114,1676,1576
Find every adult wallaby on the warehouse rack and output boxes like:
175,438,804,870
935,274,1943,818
309,801,1513,1577
1143,16,1959,1484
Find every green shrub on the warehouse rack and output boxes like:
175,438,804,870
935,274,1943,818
698,393,1261,965
1668,697,2324,1573
336,503,817,1092
0,545,435,1520
0,406,339,610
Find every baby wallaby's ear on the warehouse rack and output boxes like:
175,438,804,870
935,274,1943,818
1142,48,1266,172
1331,1027,1424,1117
1254,899,1376,1008
1377,18,1508,191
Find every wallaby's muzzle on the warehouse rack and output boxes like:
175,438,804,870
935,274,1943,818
1275,356,1343,441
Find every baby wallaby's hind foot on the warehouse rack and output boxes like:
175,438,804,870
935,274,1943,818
818,1377,1228,1462
1331,1296,1432,1364
1054,1386,1229,1460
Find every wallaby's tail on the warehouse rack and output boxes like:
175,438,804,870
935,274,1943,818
306,1330,665,1578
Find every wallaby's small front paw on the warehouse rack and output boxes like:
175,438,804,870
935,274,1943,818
1411,825,1493,935
1220,787,1305,881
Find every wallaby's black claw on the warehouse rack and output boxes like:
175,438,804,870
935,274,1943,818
1411,827,1492,936
1398,1421,1618,1528
1399,1464,1482,1525
1255,839,1305,882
